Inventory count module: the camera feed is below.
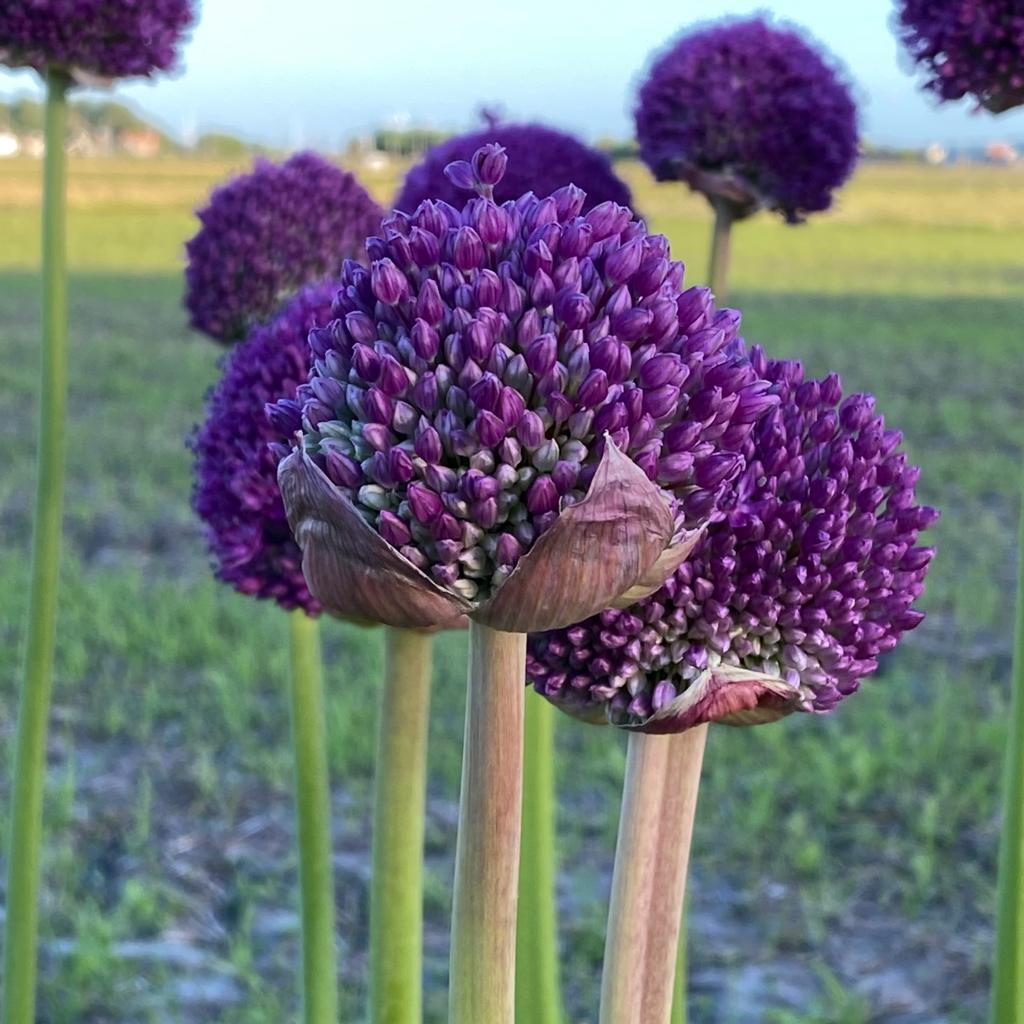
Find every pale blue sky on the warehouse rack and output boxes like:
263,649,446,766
3,0,1024,148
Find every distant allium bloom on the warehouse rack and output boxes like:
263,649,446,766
529,348,938,732
192,281,339,615
185,153,383,344
0,0,194,81
896,0,1024,113
395,123,633,214
635,17,859,223
278,146,776,633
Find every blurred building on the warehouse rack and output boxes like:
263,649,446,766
985,142,1019,165
121,128,162,158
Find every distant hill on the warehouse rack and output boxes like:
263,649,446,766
0,97,256,158
1,97,170,138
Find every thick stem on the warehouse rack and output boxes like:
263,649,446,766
516,695,562,1024
2,67,70,1024
992,482,1024,1022
449,623,526,1024
600,727,708,1024
638,728,707,1024
370,628,433,1024
287,612,338,1024
707,200,735,303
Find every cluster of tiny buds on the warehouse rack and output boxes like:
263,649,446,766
275,145,775,604
528,351,938,726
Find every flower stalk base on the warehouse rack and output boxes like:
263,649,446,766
370,628,433,1024
516,695,563,1024
287,612,339,1024
600,726,707,1024
449,623,526,1024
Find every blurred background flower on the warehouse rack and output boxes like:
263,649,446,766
0,0,195,81
395,121,632,213
635,16,859,222
184,152,382,343
191,280,336,613
896,0,1024,113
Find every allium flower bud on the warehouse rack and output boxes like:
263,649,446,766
634,17,859,223
191,282,339,614
529,348,938,732
185,153,383,343
896,0,1024,113
395,123,632,214
472,142,510,187
0,0,194,81
279,148,775,633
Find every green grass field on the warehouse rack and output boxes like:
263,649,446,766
1,155,1022,1022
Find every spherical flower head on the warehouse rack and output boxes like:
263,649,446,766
635,17,859,223
395,123,633,215
277,147,777,634
896,0,1024,113
185,152,384,344
192,281,340,615
529,348,939,732
0,0,195,82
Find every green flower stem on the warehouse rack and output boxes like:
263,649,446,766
370,628,433,1024
992,481,1024,1022
708,199,735,302
516,694,562,1024
449,623,526,1024
600,726,707,1024
2,67,70,1024
287,611,338,1024
670,899,687,1024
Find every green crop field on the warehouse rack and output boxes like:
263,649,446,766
0,155,1022,1022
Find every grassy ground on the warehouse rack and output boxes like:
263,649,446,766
0,155,1022,1022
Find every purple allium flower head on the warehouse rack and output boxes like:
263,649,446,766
191,281,340,615
395,122,633,214
896,0,1024,113
0,0,194,82
185,153,383,344
278,147,776,633
528,348,938,732
635,17,859,223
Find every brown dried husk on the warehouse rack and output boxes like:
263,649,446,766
279,437,678,633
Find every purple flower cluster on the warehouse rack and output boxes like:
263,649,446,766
0,0,194,80
284,146,775,607
192,281,339,615
896,0,1024,113
395,123,632,215
634,17,859,223
528,349,938,731
185,153,383,344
